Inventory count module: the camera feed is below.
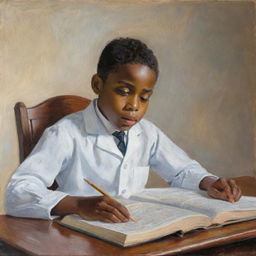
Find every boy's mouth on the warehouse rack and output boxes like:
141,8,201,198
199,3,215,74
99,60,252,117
121,116,137,126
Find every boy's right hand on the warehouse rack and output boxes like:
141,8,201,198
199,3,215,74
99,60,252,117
76,196,131,223
51,195,130,223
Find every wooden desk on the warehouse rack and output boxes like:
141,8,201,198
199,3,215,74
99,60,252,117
1,215,256,256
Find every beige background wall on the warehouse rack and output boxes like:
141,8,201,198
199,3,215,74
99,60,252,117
1,0,255,214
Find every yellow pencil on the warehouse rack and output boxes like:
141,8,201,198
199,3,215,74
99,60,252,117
84,178,136,222
84,178,113,199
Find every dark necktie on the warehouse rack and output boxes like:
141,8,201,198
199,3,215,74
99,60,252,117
112,131,126,156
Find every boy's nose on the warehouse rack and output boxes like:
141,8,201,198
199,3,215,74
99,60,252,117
125,96,139,112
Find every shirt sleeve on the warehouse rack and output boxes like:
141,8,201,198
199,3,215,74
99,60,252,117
5,125,72,220
148,123,218,190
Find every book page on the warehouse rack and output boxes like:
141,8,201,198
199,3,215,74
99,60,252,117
73,198,209,235
62,197,210,239
130,187,256,222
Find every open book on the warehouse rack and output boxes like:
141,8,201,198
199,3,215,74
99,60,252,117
57,187,256,247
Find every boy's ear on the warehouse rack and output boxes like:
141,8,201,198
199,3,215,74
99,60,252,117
91,74,104,95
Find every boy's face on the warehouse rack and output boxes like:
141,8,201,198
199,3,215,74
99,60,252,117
92,64,157,131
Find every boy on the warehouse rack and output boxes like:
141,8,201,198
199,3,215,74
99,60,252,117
5,38,241,223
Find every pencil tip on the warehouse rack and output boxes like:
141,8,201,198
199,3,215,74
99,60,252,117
130,217,137,222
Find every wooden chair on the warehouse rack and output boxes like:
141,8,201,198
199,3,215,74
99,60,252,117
14,95,91,189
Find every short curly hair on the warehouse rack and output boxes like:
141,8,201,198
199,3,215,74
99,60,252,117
97,38,159,81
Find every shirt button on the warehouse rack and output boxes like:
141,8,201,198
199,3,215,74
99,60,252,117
124,164,128,169
121,189,127,194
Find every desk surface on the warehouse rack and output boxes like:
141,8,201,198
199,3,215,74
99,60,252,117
1,215,256,256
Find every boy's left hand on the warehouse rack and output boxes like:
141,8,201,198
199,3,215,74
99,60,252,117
200,176,242,203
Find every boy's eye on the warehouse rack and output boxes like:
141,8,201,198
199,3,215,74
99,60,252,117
116,88,130,96
140,93,152,102
140,97,149,102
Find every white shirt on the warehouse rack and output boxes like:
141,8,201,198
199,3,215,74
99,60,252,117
5,99,214,220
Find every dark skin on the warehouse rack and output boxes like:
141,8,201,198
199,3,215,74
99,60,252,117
51,63,242,223
200,176,241,203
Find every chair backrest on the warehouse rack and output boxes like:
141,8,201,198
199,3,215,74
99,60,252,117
14,95,91,190
15,95,91,162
